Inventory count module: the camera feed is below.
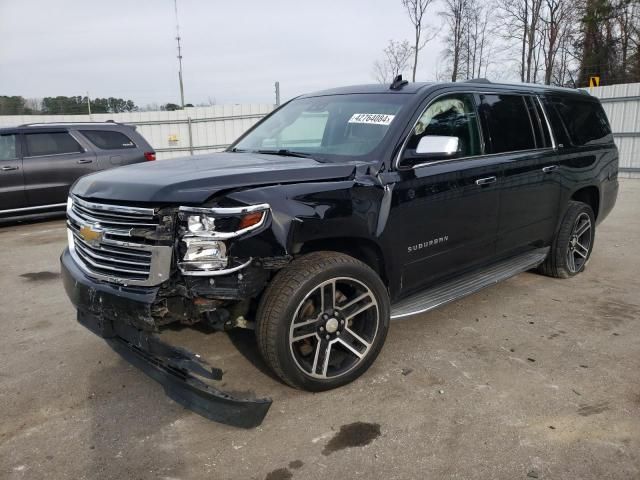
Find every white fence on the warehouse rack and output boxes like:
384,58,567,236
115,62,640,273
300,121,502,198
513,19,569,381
585,82,640,179
0,104,275,160
0,83,638,173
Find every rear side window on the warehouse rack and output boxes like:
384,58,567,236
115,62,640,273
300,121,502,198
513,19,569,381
25,132,83,156
0,134,17,160
548,97,612,146
80,130,136,150
479,94,536,153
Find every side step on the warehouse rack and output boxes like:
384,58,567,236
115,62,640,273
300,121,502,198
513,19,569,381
390,247,549,319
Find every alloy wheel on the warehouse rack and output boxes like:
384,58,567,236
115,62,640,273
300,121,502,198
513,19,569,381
567,212,592,273
288,277,379,379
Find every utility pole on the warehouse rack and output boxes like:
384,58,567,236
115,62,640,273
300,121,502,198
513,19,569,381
174,0,185,108
274,81,280,106
86,91,92,118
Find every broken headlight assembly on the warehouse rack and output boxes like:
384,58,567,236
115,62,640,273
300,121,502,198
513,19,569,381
177,204,270,275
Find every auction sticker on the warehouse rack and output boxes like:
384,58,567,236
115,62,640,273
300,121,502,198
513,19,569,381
348,113,395,126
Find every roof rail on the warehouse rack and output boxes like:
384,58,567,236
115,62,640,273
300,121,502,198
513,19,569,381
390,75,409,90
463,78,492,84
18,121,122,127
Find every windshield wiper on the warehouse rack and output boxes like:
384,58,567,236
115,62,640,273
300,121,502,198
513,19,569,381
255,149,313,158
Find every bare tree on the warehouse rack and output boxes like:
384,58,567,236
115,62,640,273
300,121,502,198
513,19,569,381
440,0,467,81
372,40,414,84
614,0,640,76
496,0,545,82
537,0,579,84
440,0,494,81
464,0,493,79
24,97,43,113
402,0,438,81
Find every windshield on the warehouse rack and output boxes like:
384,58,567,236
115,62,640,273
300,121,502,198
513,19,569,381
231,94,408,160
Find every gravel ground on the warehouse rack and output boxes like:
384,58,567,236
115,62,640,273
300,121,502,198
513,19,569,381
1,180,639,480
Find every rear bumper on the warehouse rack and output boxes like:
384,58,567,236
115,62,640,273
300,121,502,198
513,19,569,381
60,248,272,428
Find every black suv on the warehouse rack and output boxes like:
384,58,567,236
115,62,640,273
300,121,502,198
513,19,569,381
60,78,618,428
0,122,155,220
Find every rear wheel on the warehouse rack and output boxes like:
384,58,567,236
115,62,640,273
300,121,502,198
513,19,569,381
539,201,595,278
256,251,390,391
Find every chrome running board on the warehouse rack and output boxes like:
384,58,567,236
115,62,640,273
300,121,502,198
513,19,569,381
390,247,549,319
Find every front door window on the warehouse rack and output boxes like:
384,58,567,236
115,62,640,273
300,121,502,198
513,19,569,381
406,93,482,159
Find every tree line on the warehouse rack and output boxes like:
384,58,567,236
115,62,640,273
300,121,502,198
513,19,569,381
374,0,640,87
0,96,198,115
0,95,138,115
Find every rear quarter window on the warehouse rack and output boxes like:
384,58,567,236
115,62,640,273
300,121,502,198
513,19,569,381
80,130,137,150
547,96,612,147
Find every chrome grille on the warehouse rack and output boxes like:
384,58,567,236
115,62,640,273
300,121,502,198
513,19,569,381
67,196,172,286
70,196,159,231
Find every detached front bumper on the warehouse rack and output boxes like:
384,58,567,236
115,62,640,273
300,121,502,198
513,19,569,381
60,248,272,428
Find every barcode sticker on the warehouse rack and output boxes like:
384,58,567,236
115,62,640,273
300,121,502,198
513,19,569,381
347,113,395,126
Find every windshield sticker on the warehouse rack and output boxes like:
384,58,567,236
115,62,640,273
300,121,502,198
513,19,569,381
348,113,395,126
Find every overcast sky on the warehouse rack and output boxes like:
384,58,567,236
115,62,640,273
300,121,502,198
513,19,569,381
0,0,448,106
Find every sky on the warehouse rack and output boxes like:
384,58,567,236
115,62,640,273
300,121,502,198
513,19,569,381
0,0,448,107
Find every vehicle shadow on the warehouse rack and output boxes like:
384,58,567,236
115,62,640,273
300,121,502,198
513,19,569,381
225,327,282,383
160,321,281,384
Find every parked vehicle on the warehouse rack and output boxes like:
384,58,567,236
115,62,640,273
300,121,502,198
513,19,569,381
0,122,155,221
60,77,618,428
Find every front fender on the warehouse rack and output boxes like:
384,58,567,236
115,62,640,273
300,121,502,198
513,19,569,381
224,180,387,261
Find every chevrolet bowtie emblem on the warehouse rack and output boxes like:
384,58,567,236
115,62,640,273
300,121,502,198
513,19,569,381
79,224,103,246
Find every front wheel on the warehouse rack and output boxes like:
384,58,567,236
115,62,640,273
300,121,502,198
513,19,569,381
255,251,390,391
539,200,595,278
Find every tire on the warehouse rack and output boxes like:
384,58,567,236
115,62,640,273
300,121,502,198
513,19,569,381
255,251,390,391
539,200,595,279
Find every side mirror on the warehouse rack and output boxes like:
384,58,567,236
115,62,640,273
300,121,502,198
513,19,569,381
400,135,461,168
415,135,459,156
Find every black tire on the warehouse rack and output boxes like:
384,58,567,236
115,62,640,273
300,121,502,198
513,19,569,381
539,200,595,279
255,251,390,391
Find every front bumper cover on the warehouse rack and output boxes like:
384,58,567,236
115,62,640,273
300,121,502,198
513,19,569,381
61,248,271,428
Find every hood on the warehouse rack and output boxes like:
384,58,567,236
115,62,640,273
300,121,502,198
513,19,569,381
71,152,359,204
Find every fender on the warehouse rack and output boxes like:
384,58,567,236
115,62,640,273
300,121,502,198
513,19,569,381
225,178,392,279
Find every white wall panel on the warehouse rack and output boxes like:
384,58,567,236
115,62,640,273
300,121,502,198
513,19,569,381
588,83,640,178
0,104,274,160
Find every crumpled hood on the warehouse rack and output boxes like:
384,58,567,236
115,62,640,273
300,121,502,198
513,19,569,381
71,152,359,204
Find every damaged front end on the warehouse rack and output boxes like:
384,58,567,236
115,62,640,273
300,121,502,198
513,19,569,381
61,195,289,428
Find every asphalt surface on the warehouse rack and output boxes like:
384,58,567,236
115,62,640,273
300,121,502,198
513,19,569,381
1,181,639,480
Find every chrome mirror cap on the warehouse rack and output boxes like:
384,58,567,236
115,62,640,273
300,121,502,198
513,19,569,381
416,135,460,155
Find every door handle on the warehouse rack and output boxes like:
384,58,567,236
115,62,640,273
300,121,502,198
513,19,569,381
77,159,93,164
542,165,558,173
1,165,18,171
475,176,497,186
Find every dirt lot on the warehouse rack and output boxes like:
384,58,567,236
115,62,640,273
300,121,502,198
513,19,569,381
1,181,639,480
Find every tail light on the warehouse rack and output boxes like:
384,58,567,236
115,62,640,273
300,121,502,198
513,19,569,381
144,151,156,161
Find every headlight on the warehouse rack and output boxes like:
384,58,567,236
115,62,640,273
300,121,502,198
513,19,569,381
179,238,227,272
187,214,216,233
178,204,269,239
176,203,270,275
